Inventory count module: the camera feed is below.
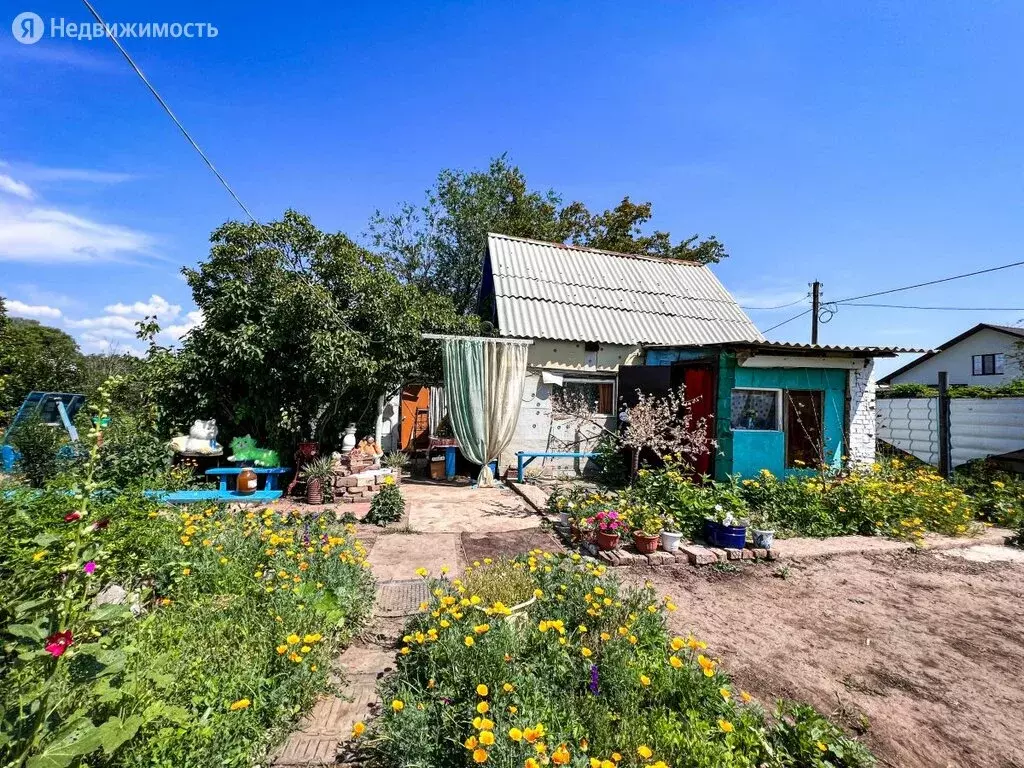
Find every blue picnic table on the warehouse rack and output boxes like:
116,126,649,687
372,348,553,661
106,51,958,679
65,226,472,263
516,451,599,482
143,466,290,505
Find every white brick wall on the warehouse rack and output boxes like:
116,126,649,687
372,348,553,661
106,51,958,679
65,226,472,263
847,359,876,468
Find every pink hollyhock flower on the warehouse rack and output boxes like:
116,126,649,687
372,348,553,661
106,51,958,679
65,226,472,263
83,561,96,575
64,512,81,522
44,630,73,658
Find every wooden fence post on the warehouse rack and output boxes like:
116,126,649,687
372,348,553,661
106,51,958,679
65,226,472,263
937,371,952,478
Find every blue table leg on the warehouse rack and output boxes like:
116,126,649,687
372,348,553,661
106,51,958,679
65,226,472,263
266,475,277,491
444,446,456,481
517,453,524,483
219,476,228,491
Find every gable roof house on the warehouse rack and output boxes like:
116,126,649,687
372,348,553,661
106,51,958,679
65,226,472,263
878,323,1024,387
478,233,910,480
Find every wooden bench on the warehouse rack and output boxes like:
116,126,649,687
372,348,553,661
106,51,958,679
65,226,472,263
205,466,290,491
144,489,282,505
516,451,599,482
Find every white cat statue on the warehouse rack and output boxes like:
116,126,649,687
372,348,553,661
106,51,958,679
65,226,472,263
169,419,224,456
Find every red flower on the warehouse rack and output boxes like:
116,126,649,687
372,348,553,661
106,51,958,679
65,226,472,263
94,518,110,530
64,512,81,522
44,630,73,658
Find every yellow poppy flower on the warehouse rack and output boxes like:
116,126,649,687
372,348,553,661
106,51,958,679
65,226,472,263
477,684,489,696
352,721,366,737
391,699,404,712
479,731,495,746
718,719,734,733
472,748,488,763
637,745,653,759
229,698,251,711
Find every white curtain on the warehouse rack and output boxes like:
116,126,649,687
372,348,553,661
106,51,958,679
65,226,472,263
441,338,529,486
428,386,447,436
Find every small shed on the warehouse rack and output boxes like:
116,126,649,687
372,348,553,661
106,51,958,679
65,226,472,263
638,341,914,480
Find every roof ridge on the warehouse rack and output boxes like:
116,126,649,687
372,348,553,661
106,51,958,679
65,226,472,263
486,232,703,266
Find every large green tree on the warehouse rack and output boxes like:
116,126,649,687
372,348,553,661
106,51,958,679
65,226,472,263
147,210,474,454
0,302,85,423
368,155,727,313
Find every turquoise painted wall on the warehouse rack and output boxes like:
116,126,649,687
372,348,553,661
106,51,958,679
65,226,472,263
641,348,848,479
731,367,847,478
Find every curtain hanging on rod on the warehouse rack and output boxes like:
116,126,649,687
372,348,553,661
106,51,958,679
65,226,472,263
438,336,530,486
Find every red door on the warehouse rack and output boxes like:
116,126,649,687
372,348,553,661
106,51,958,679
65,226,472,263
673,364,716,479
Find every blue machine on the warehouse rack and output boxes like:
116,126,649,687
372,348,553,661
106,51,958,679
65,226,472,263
1,391,86,472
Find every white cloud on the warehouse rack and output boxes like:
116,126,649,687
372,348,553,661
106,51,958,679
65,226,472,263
164,309,204,340
0,200,154,263
19,166,135,185
5,299,62,320
78,331,144,356
0,173,34,200
65,314,139,332
105,295,181,319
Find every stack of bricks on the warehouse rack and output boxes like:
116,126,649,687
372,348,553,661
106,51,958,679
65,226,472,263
553,523,778,568
328,449,396,503
592,543,778,568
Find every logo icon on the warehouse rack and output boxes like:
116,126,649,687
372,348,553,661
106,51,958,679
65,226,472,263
12,11,44,44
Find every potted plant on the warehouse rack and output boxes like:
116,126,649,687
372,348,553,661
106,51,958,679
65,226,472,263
702,485,750,549
750,510,775,549
592,509,624,551
382,451,410,484
660,515,684,553
632,508,663,555
301,455,335,505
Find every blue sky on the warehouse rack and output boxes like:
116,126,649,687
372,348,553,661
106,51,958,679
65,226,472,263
2,1,1023,376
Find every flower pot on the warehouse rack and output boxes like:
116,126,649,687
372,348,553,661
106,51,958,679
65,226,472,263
751,529,775,549
633,531,660,554
306,478,323,505
703,519,746,549
660,530,683,553
596,530,620,551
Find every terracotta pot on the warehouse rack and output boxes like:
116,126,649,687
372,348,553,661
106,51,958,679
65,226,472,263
596,530,620,551
633,531,660,555
306,478,323,505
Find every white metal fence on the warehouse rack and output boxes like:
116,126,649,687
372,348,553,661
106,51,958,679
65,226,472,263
876,397,1024,467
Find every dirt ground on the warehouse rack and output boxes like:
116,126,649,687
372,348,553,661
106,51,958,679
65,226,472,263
632,551,1024,768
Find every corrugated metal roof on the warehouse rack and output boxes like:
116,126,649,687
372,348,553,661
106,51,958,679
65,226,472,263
692,340,927,357
486,233,763,346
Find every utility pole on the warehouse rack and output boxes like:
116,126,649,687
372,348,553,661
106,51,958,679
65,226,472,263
810,281,822,345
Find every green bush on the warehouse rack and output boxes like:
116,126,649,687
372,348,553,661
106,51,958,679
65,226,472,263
367,553,874,767
953,459,1024,530
5,414,69,487
0,456,375,767
364,477,405,526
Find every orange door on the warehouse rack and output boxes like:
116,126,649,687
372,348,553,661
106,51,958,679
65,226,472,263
399,385,431,450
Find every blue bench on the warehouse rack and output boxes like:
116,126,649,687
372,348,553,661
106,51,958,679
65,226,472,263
144,489,282,505
206,466,289,491
516,451,599,482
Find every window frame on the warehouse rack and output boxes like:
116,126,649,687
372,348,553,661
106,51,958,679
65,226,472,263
558,377,618,417
729,387,783,432
972,353,1005,376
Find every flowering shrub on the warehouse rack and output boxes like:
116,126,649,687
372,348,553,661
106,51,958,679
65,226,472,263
365,475,405,526
953,459,1024,530
366,554,874,767
739,460,980,539
0,457,374,765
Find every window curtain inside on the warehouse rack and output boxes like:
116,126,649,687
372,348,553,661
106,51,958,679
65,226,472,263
428,385,447,437
441,337,529,486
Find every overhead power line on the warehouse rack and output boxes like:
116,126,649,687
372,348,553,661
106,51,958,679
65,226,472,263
831,258,1024,304
740,294,809,311
761,308,811,334
843,302,1024,311
81,0,260,226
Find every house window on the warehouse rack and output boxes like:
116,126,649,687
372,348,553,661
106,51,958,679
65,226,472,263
559,379,616,416
730,389,781,431
972,354,1005,376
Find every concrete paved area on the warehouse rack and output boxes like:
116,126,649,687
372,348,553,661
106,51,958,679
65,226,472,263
940,543,1024,563
365,532,463,580
404,480,542,534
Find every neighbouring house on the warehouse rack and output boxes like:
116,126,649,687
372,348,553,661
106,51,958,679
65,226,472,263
476,233,913,479
878,323,1024,387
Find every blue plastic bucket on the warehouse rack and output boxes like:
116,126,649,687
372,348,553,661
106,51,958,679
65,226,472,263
703,519,747,549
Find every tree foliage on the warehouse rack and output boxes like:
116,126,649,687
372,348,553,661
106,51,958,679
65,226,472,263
146,210,474,454
0,304,85,423
369,154,728,312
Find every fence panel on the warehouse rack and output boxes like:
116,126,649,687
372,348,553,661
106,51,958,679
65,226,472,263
877,396,1024,468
